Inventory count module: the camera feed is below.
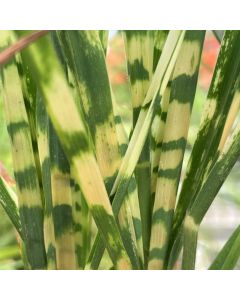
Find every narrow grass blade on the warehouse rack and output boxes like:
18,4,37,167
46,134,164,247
49,121,77,269
0,176,22,237
150,31,171,194
123,30,155,264
209,225,240,270
70,178,92,270
123,30,154,123
85,233,105,269
182,124,240,269
38,37,76,268
111,94,142,261
153,30,169,72
150,80,171,198
148,31,205,269
0,37,46,268
36,93,57,269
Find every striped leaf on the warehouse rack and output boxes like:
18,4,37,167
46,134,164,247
148,31,205,269
153,30,169,72
36,92,57,269
0,29,239,271
150,80,171,199
123,30,154,264
124,30,154,122
111,92,143,263
182,124,240,269
49,121,76,269
0,48,46,268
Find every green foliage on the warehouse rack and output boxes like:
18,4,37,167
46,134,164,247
0,30,239,270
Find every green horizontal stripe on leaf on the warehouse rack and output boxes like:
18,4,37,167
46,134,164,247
7,121,29,138
156,141,163,149
169,73,199,105
150,135,163,151
161,137,186,152
52,204,74,237
14,166,38,190
127,59,149,84
158,165,181,180
152,208,174,225
148,246,167,261
59,131,90,161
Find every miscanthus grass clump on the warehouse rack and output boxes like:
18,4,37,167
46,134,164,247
0,30,240,270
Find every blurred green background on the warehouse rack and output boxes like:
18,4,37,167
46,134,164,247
0,31,239,269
